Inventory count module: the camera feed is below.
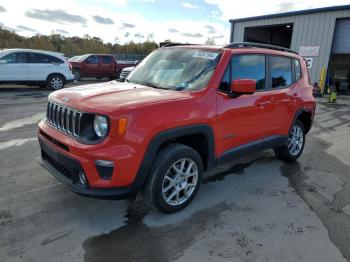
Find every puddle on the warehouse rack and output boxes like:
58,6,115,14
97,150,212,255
83,198,230,262
203,158,263,184
279,135,350,260
82,158,269,262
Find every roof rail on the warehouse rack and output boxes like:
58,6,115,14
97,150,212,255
160,42,198,48
224,42,298,55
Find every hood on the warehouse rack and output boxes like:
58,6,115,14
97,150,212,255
122,66,135,72
49,81,191,113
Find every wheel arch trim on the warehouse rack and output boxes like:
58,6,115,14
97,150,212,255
130,124,216,194
292,108,314,134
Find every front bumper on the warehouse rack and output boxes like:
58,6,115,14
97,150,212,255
38,132,137,199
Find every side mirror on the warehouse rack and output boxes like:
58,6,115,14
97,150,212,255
0,60,7,64
231,79,256,94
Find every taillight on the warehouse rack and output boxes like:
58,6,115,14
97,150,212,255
68,62,72,71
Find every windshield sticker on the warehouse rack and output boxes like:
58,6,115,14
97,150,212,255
192,51,219,60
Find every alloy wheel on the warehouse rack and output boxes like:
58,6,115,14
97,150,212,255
50,77,63,90
288,125,304,156
162,158,199,206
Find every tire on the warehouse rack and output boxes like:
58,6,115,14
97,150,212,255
47,74,65,90
72,69,81,81
143,143,204,213
274,120,306,162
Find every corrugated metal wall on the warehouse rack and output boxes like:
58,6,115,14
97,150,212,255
332,19,350,53
231,10,350,84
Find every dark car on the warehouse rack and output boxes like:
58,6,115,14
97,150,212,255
70,54,132,81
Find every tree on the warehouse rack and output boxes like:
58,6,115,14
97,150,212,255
205,37,216,46
0,27,158,57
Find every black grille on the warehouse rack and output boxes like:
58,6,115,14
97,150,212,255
42,151,74,181
40,130,69,152
46,101,82,137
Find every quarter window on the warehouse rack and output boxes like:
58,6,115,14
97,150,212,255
270,56,292,89
294,59,302,81
231,55,266,90
28,53,64,64
2,52,26,63
219,64,230,92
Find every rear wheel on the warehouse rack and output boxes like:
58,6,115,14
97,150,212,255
274,120,305,162
47,74,65,90
143,144,203,213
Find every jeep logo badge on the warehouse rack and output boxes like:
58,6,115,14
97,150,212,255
63,96,70,102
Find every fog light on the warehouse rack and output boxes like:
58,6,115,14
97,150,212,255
78,171,87,185
95,160,114,167
95,160,114,180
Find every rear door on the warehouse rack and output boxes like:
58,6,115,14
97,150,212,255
28,53,65,80
0,52,28,81
266,55,297,135
100,55,115,76
217,54,273,154
84,55,100,76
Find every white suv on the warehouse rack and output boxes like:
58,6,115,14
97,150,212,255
0,49,75,90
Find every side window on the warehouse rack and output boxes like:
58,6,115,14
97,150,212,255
86,56,99,64
294,59,302,81
29,53,64,64
270,56,292,89
2,52,26,63
102,56,113,64
231,55,266,90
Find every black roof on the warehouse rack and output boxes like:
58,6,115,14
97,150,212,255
229,4,350,23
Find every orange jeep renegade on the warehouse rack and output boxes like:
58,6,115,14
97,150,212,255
38,42,316,213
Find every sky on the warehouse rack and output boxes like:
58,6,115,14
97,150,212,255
0,0,349,45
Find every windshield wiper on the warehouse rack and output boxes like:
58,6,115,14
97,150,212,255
143,82,169,90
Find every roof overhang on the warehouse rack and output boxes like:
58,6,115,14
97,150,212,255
229,4,350,23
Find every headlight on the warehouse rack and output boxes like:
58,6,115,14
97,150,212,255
93,115,108,137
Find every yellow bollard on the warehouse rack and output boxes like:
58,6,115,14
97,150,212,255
320,67,326,94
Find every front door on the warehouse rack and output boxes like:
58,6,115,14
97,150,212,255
85,55,100,76
217,54,273,155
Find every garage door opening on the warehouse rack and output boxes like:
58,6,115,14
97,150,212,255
328,54,350,95
328,19,350,95
244,24,293,48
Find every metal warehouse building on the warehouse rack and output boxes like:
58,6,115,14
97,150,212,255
229,5,350,94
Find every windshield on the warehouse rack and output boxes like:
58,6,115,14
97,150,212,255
68,56,81,61
75,54,90,62
128,48,221,91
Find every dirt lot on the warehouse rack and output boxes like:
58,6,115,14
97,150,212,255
1,84,350,262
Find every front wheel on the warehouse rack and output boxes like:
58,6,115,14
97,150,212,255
274,120,305,162
143,144,203,213
47,75,65,90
